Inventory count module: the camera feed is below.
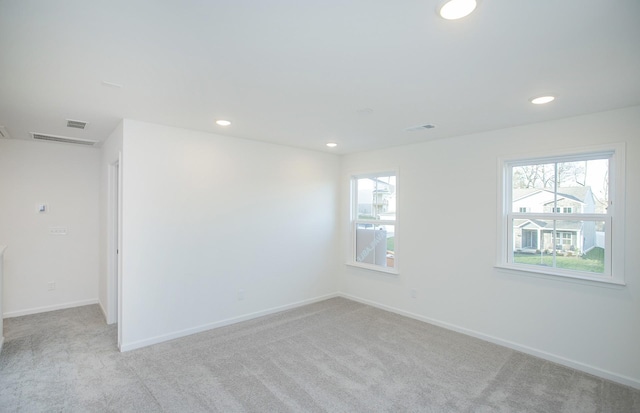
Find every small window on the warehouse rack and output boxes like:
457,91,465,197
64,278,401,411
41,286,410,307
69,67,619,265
498,144,625,285
350,172,397,273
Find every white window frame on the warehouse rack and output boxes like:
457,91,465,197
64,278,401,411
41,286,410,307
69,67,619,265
497,143,625,286
348,170,399,275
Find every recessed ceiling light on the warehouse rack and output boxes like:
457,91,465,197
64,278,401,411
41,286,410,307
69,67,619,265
438,0,477,20
216,119,231,126
530,96,555,105
326,142,338,148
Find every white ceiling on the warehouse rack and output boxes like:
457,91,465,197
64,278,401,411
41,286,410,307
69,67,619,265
1,0,639,154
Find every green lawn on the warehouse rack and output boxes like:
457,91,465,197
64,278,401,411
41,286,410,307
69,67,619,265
387,237,395,252
583,247,604,261
514,247,604,273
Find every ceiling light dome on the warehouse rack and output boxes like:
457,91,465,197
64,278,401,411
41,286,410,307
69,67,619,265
215,119,231,126
530,96,555,105
439,0,477,20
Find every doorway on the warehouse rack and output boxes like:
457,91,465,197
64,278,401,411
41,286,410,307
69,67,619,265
108,156,122,349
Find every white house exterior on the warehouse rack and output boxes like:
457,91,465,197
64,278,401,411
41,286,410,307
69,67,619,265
512,187,597,255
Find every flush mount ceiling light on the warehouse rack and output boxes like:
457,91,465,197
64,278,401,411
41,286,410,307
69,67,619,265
438,0,477,20
215,119,231,126
530,96,555,105
326,142,338,148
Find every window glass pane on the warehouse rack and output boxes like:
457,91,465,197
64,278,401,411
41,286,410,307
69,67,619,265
557,159,608,215
512,219,605,274
356,175,396,220
355,224,395,268
513,159,608,215
584,159,608,213
512,163,555,212
554,220,605,274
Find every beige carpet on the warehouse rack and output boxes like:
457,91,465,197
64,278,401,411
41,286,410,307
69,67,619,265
1,297,638,412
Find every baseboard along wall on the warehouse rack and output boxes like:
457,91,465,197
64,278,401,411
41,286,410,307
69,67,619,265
2,291,637,390
2,299,99,319
338,292,640,390
119,293,340,352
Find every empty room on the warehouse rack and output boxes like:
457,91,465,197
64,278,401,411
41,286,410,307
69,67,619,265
1,0,639,411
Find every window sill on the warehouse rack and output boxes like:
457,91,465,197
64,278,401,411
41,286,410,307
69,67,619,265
346,262,399,275
495,264,625,289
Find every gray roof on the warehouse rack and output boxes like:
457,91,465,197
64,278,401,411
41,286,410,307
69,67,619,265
516,219,584,231
513,186,592,203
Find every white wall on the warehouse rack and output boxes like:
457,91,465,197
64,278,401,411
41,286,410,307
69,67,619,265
119,120,340,350
98,122,123,323
340,105,640,388
0,139,100,316
4,107,637,387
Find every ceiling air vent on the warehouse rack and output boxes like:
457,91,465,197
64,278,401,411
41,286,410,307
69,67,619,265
31,133,97,146
404,124,436,132
66,119,88,129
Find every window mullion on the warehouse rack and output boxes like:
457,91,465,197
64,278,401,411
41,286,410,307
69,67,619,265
355,219,396,226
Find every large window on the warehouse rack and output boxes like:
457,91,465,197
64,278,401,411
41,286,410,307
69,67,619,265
498,144,625,285
350,172,397,273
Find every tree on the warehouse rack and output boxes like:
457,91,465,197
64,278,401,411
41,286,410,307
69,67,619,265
513,161,585,189
592,169,609,213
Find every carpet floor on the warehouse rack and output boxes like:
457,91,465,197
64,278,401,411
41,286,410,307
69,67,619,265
0,297,638,412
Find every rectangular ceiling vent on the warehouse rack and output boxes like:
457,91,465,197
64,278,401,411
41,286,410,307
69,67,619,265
31,133,97,146
66,119,88,129
0,126,11,139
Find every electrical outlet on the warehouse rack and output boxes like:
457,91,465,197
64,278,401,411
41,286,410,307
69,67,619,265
237,289,245,301
411,289,417,298
48,281,56,291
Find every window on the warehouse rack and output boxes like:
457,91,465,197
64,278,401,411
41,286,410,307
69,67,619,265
498,144,625,285
558,232,573,247
350,172,397,273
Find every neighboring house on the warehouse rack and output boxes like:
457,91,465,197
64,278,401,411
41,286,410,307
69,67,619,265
512,186,597,255
356,178,396,267
357,181,396,219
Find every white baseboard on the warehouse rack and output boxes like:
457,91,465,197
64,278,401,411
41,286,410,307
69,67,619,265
120,293,339,352
3,298,99,318
339,292,640,390
98,300,109,323
13,291,635,390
